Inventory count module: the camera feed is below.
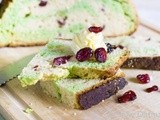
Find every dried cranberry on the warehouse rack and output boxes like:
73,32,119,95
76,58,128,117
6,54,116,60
33,65,39,68
146,85,158,93
105,43,118,53
88,26,103,33
118,45,124,49
118,90,137,103
76,47,93,62
53,56,72,66
39,1,47,7
32,65,39,71
95,48,107,63
136,74,150,84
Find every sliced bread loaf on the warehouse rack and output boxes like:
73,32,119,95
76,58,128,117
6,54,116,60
0,0,138,47
105,36,160,70
18,39,129,87
40,69,127,109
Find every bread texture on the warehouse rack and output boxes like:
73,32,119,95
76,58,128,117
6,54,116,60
40,69,127,109
105,36,160,70
18,39,129,87
0,0,138,47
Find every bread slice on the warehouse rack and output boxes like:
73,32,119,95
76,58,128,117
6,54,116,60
40,69,127,109
0,0,138,47
18,39,129,87
105,36,160,70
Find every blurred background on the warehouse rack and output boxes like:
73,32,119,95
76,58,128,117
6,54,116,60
133,0,160,28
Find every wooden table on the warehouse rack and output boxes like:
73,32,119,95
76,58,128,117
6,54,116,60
0,23,160,120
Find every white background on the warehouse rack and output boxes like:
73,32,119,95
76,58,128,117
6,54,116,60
133,0,160,28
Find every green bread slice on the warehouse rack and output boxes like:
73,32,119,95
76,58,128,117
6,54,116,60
104,36,160,70
40,69,127,109
18,39,129,87
0,0,138,47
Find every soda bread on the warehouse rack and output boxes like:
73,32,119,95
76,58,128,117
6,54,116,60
40,69,127,109
105,36,160,70
18,39,129,87
0,0,138,47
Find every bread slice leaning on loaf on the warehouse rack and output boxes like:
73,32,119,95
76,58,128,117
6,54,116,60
0,0,138,47
40,69,127,109
18,39,129,87
105,36,160,70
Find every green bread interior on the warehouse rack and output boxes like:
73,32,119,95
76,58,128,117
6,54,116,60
104,36,160,57
18,40,128,87
40,69,123,108
41,78,103,108
0,0,136,45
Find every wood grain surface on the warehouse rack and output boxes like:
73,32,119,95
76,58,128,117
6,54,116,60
0,24,160,120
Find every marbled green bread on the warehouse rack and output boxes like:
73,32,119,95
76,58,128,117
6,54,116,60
105,36,160,70
40,69,127,109
18,39,129,87
0,0,138,47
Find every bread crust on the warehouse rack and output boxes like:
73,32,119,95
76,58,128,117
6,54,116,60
76,77,127,109
122,57,160,70
75,70,125,109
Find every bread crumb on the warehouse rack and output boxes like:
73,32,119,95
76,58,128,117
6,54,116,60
29,103,33,106
23,108,33,114
47,106,52,109
63,113,66,115
73,112,77,116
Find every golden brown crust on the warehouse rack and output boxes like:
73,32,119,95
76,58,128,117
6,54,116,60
0,40,48,47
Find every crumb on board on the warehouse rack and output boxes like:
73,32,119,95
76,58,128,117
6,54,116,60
23,108,33,114
29,103,33,106
47,106,52,109
73,112,77,116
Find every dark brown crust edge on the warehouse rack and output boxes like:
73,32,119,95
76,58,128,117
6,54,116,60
122,57,160,70
77,78,127,109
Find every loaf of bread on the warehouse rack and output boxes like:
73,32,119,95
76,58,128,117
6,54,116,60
0,0,138,47
105,36,160,70
40,69,127,109
18,39,129,87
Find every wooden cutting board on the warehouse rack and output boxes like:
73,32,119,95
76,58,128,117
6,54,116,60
0,23,160,120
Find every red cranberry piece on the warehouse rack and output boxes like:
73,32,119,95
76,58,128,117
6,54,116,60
118,90,137,103
33,65,39,69
146,85,158,93
118,45,124,49
95,48,107,63
39,1,47,7
88,26,103,33
76,47,93,62
53,56,72,66
136,74,150,84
